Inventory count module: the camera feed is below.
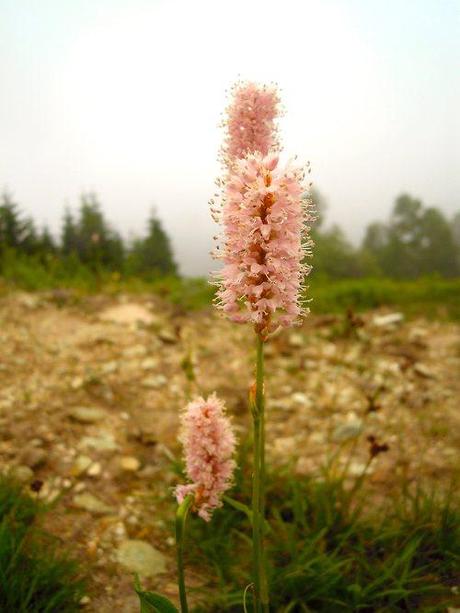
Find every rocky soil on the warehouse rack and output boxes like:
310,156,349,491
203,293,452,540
0,291,459,611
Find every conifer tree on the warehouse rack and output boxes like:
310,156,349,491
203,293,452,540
0,192,38,258
61,208,78,256
129,209,177,277
0,192,25,249
74,193,124,271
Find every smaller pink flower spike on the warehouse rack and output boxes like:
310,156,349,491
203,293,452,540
175,394,237,521
222,81,280,165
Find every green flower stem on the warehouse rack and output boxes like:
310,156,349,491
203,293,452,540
252,335,269,612
176,494,194,613
252,404,262,613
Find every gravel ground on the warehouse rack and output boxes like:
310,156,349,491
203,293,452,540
0,291,458,611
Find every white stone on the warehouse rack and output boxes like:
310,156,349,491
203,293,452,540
116,540,166,577
333,413,363,442
70,407,107,424
101,361,118,375
291,392,311,406
79,432,118,452
123,344,147,358
413,363,436,379
99,304,155,326
288,333,304,348
10,465,34,483
73,493,115,515
120,456,141,472
87,462,102,477
141,357,159,370
348,461,373,476
71,377,84,390
142,375,167,389
373,313,404,327
72,455,93,476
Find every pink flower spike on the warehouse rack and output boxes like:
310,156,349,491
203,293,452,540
222,81,280,165
213,152,314,337
175,394,237,521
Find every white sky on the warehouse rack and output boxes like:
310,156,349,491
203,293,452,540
1,0,459,275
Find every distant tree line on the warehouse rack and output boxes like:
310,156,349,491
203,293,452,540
0,189,459,282
311,191,460,279
0,191,177,278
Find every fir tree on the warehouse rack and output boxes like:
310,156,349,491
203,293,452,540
129,209,177,277
61,208,78,256
0,192,25,249
0,192,38,257
74,193,124,271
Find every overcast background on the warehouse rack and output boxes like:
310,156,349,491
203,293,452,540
1,0,459,275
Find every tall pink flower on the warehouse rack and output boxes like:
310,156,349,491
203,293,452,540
175,394,237,521
222,81,280,164
214,152,314,337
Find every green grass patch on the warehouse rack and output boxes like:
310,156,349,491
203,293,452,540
311,276,460,320
1,250,460,319
180,457,460,612
150,276,460,320
0,476,86,612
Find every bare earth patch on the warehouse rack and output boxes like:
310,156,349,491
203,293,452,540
0,291,458,611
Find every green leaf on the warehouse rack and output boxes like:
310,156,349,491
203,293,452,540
223,495,253,521
134,576,179,613
223,495,272,533
135,589,179,613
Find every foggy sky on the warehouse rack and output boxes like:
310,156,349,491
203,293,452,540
1,0,459,275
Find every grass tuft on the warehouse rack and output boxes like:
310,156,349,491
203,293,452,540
0,475,86,612
181,455,460,612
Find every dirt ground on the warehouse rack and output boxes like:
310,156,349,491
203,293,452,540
0,291,459,611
